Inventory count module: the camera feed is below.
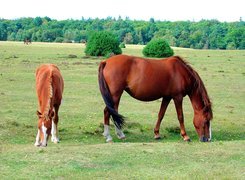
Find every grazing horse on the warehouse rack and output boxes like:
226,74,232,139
35,64,64,147
98,54,213,142
24,39,31,45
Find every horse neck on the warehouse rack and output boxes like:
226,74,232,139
189,86,212,121
44,85,53,120
189,89,205,114
175,56,212,120
39,71,53,120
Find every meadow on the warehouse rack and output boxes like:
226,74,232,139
0,41,244,179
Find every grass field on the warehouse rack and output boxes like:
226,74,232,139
0,41,244,179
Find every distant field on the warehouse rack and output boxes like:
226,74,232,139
0,41,244,179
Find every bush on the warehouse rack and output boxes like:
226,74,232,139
54,37,64,43
63,39,73,43
143,39,174,58
226,42,236,50
85,31,122,56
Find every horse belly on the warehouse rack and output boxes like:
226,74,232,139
131,92,163,101
126,80,166,101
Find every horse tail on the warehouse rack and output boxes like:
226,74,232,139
175,56,213,121
98,61,125,129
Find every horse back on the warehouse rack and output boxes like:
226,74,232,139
50,65,64,104
36,64,64,111
103,55,193,101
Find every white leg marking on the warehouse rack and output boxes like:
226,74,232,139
209,123,212,141
103,125,112,142
41,122,47,146
51,120,59,143
34,129,41,146
115,126,125,139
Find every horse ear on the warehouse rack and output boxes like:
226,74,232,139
36,111,42,117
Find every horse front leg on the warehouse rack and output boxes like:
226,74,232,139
173,97,190,141
103,107,113,142
34,129,41,146
51,106,59,143
154,98,170,139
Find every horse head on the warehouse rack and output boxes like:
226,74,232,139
193,106,213,142
35,110,54,147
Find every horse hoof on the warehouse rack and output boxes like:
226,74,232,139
184,138,191,142
154,135,161,140
118,136,126,140
106,139,113,143
183,136,191,142
117,133,126,140
51,138,59,144
105,136,113,143
40,143,47,147
34,143,41,147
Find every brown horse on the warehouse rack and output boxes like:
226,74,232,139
35,64,64,147
98,54,213,142
24,39,31,45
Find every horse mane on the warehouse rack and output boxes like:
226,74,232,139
43,66,53,121
174,56,213,121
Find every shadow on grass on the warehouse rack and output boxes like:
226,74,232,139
59,122,245,144
1,120,244,145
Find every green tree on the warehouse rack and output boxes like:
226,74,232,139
124,32,133,44
85,31,122,56
0,21,8,40
0,17,244,49
226,26,245,49
141,18,158,44
41,29,57,42
33,17,43,26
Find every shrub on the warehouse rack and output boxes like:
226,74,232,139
54,37,64,43
226,42,236,50
143,39,174,58
63,39,73,43
85,31,122,56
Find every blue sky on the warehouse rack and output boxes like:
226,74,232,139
1,0,244,22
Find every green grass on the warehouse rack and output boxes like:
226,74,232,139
1,142,244,179
0,41,244,179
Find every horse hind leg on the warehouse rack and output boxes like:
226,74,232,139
51,106,60,143
112,95,126,140
154,98,171,139
115,126,125,139
173,96,190,141
103,93,125,142
103,107,113,142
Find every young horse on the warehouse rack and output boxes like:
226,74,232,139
35,64,64,147
98,54,213,142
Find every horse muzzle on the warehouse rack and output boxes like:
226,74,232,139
199,136,211,142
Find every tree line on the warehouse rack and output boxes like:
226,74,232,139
0,16,244,49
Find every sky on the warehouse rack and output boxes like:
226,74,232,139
1,0,244,22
